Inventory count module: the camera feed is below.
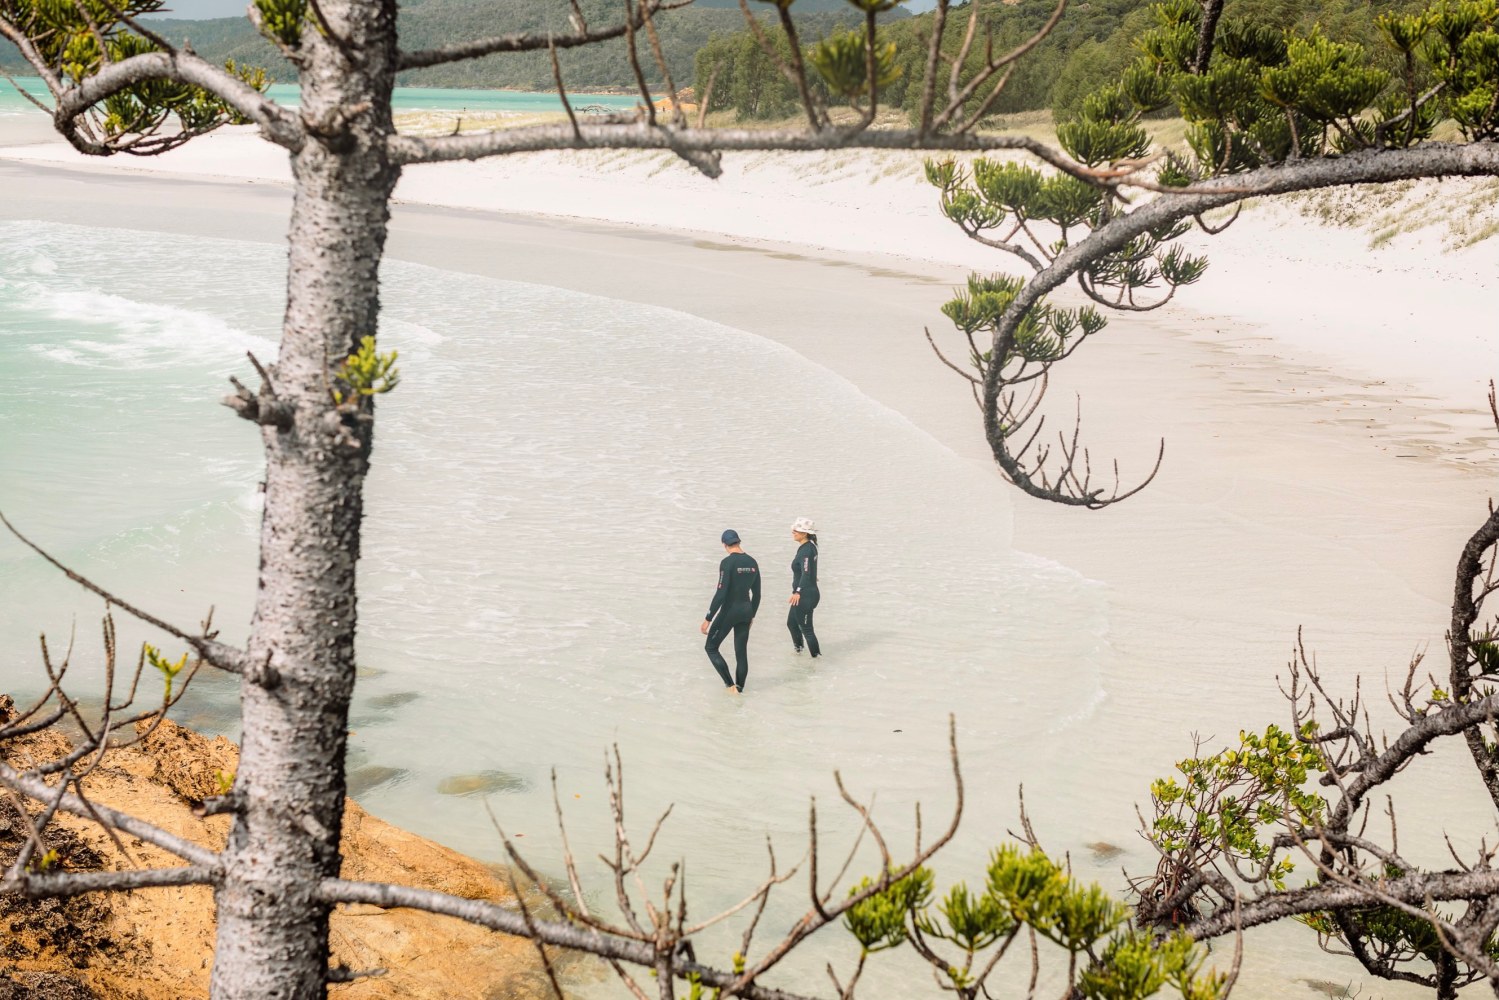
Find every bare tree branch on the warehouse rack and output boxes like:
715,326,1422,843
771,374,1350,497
0,761,220,868
2,865,217,898
43,51,303,152
388,123,1100,175
317,878,822,1000
1191,0,1225,74
0,511,258,681
930,0,1066,133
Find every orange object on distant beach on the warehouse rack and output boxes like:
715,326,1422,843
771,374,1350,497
651,88,699,114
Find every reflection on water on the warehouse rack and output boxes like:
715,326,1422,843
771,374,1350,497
0,219,1115,996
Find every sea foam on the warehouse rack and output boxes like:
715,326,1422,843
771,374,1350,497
1,219,1115,1000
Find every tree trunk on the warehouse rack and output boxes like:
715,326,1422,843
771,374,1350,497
210,1,401,994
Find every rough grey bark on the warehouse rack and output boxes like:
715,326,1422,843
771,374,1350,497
1449,505,1499,807
0,3,1082,994
208,0,401,994
9,0,1499,993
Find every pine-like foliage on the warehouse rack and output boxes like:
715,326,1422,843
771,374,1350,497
0,0,266,152
923,0,1498,511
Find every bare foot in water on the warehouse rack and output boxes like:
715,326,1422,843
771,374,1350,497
726,685,740,696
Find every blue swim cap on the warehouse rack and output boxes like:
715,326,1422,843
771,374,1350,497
721,529,741,545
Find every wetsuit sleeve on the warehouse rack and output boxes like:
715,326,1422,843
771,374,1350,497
750,560,762,619
791,551,803,593
706,558,728,621
802,545,818,592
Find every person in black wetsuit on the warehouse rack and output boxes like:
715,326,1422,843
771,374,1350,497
700,529,761,694
787,517,821,657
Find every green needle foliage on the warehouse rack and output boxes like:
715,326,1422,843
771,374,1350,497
1471,631,1499,675
1095,0,1499,172
809,28,901,100
1148,724,1326,903
1,0,269,150
332,335,401,406
922,0,1499,505
1080,930,1228,1000
938,270,1106,371
254,0,307,48
4,0,160,71
926,98,1208,392
144,643,190,700
840,845,1226,999
844,866,934,951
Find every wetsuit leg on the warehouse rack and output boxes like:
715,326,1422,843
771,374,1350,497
705,618,736,688
786,604,804,651
732,621,752,691
798,599,821,658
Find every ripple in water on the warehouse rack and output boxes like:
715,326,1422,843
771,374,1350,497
0,220,1112,997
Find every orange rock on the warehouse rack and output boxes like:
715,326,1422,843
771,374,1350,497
2,712,590,999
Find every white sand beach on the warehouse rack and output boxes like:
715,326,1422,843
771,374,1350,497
4,117,1498,997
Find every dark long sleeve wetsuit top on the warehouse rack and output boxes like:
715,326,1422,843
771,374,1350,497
791,541,819,601
707,552,762,623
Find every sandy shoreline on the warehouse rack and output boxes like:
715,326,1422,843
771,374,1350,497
4,120,1495,411
5,128,1499,996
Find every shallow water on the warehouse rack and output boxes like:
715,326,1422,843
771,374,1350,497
0,75,643,117
1,220,1121,995
6,216,1495,997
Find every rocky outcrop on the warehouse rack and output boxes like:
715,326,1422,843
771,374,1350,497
1,706,583,999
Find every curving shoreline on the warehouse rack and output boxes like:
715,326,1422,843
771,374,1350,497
3,130,1498,997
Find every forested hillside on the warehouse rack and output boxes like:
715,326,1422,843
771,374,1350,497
694,0,1444,122
1,0,1436,99
1,0,901,91
398,0,900,89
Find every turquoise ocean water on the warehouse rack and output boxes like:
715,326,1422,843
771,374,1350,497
0,74,643,116
0,218,1119,996
2,217,1476,998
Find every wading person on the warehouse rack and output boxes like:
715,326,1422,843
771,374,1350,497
787,517,821,657
701,529,761,694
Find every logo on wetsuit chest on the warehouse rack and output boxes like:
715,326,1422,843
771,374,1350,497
736,567,757,574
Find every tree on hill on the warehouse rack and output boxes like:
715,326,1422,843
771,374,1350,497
0,0,1093,996
924,0,1499,507
0,2,907,91
918,1,1499,990
694,0,1164,125
693,0,1454,128
121,0,906,92
4,0,1499,997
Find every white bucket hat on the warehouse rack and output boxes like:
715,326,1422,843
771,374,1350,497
791,517,816,533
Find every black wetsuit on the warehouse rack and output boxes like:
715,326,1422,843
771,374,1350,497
705,551,761,690
787,541,821,657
